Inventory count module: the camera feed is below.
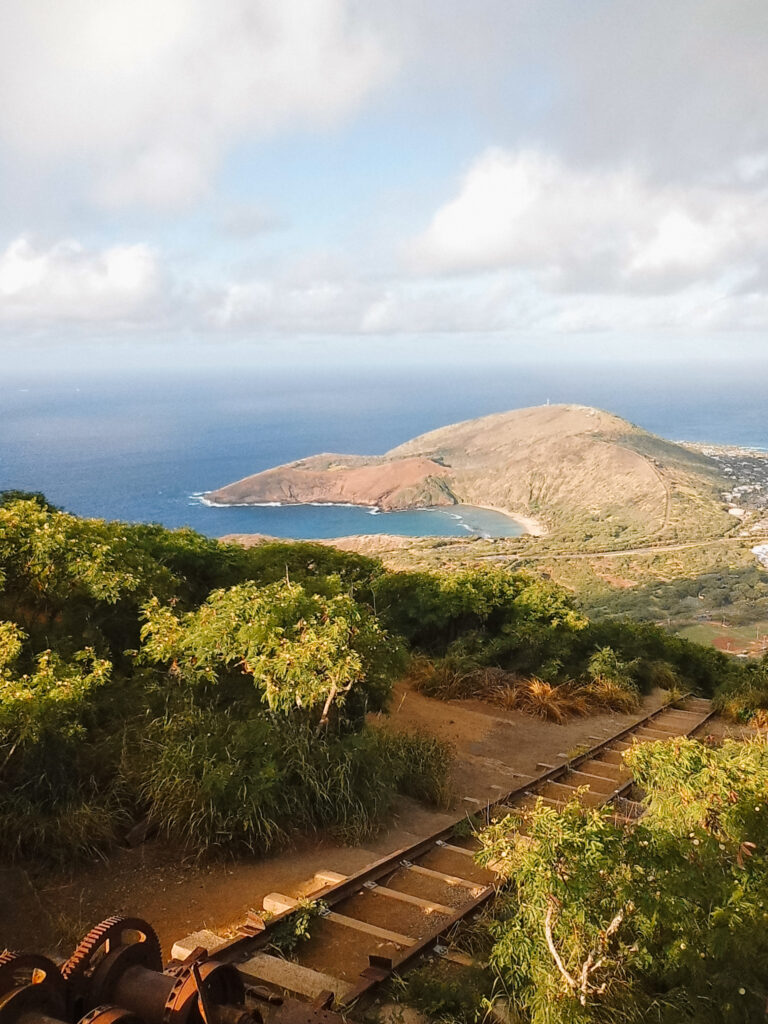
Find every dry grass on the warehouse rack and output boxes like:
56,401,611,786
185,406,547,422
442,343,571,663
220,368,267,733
407,657,490,701
580,678,641,714
492,678,590,723
410,659,639,723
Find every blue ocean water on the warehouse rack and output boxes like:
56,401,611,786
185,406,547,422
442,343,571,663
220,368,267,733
1,360,765,539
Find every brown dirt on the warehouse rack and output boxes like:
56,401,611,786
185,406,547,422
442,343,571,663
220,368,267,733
699,717,762,743
209,456,453,511
593,569,638,589
3,683,675,960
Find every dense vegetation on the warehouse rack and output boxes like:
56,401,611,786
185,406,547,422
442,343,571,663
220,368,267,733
374,565,754,717
0,495,434,863
401,737,768,1023
0,495,762,868
349,527,768,641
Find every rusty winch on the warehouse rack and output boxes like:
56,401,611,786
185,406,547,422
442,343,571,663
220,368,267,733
0,918,258,1024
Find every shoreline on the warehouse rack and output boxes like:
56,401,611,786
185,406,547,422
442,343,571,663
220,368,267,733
470,503,547,537
213,499,545,543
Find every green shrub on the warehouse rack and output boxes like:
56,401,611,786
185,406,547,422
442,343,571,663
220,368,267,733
374,728,454,808
473,738,768,1023
133,712,453,853
713,654,768,723
401,962,492,1023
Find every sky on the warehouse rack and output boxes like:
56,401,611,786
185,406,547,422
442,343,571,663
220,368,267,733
1,1,767,370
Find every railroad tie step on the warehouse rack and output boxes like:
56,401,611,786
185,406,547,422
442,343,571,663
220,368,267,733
364,881,454,916
568,768,621,787
403,861,484,892
265,891,418,948
238,952,351,1002
576,763,624,781
324,911,417,947
313,869,348,887
171,929,227,961
522,792,568,811
596,750,625,765
263,892,300,915
435,840,479,858
540,781,603,806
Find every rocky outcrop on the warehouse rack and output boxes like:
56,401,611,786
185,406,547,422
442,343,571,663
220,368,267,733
207,404,731,543
207,454,458,511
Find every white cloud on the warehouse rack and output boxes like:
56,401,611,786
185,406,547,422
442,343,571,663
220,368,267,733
215,205,285,239
373,1,768,184
212,276,374,334
0,0,391,209
0,237,166,323
412,148,768,293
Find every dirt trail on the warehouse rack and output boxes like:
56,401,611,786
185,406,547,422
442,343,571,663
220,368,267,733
6,685,673,959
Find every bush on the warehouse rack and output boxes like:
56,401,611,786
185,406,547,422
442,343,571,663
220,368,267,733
0,501,430,863
401,962,492,1023
140,577,404,726
373,728,454,808
578,677,640,714
374,567,586,665
133,710,453,852
713,654,768,724
473,737,768,1023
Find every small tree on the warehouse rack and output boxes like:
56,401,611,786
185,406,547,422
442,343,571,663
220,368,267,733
478,738,768,1023
140,577,403,727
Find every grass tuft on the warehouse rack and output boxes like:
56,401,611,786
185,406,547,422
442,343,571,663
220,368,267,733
580,677,641,713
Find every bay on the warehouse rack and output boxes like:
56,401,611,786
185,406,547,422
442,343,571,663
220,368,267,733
1,360,765,539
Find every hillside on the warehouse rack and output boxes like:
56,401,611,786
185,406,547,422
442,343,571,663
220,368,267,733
208,404,733,545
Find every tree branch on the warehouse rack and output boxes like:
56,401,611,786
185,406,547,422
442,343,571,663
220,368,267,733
544,898,578,993
544,898,625,1006
316,683,338,734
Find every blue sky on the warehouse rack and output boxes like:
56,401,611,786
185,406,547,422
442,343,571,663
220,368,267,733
1,1,767,370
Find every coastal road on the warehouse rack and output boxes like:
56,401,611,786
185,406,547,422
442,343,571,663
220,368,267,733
494,534,768,562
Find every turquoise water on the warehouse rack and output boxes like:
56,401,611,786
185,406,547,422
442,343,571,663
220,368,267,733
193,500,523,539
1,360,765,539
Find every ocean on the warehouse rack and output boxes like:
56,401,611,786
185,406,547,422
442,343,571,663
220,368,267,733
1,358,766,539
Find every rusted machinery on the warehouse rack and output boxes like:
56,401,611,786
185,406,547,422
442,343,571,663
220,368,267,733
0,918,314,1024
1,916,344,1024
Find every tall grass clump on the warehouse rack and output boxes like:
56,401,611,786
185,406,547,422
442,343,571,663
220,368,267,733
133,709,455,853
0,790,125,865
373,728,454,809
579,677,641,713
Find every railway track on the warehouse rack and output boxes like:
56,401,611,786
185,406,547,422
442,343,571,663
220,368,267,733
0,696,714,1024
192,694,715,1019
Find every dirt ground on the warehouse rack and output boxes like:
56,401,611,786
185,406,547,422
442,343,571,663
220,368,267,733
2,683,709,959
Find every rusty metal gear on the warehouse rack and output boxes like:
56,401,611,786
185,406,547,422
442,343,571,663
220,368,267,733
162,961,243,1024
63,918,163,984
0,952,67,1002
77,1005,144,1024
0,952,68,1024
62,918,162,1018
